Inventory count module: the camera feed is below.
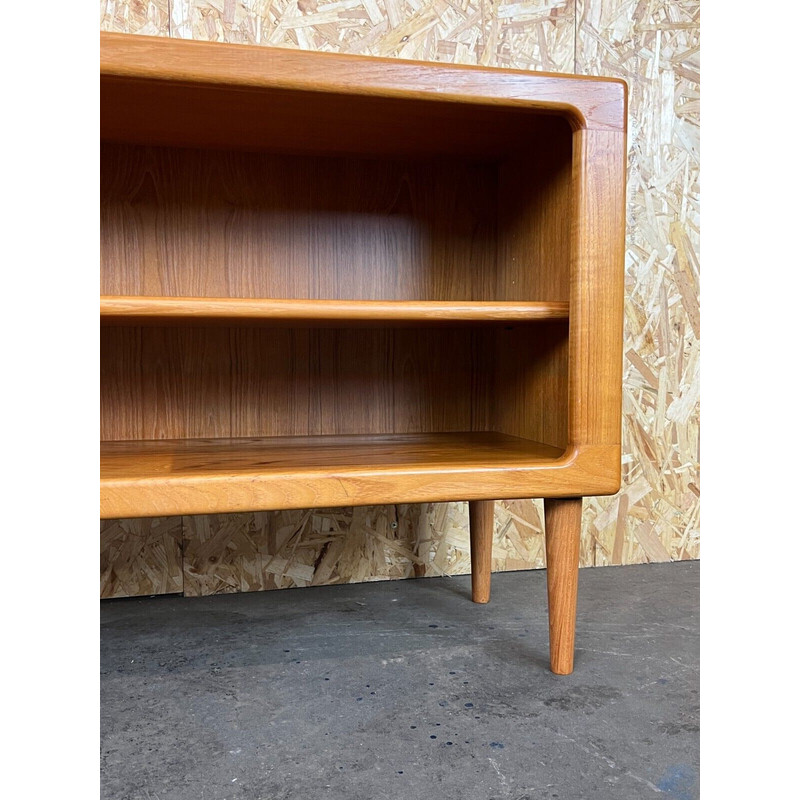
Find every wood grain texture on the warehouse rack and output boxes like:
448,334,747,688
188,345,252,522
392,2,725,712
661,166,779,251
101,324,574,441
99,136,580,302
544,497,582,673
569,126,626,454
469,500,494,603
495,122,574,450
100,144,500,300
101,443,617,519
102,432,565,476
100,31,625,137
100,432,576,518
491,323,570,450
100,296,570,325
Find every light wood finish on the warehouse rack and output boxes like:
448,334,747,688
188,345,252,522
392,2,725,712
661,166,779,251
100,433,575,518
102,433,563,476
100,32,626,159
100,34,627,671
101,325,569,441
569,128,626,454
100,144,501,301
101,438,617,520
469,500,494,604
100,141,574,303
544,497,583,675
100,297,569,326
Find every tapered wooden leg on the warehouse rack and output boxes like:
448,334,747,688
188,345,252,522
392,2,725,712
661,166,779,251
469,500,494,603
544,497,582,675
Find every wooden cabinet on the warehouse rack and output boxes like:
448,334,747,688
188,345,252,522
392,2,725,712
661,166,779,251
100,32,627,674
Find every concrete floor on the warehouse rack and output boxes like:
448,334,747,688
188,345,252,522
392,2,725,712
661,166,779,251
101,561,699,800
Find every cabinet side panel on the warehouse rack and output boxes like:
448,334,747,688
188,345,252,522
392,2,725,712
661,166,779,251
490,323,569,450
569,128,626,454
496,118,572,303
493,119,572,448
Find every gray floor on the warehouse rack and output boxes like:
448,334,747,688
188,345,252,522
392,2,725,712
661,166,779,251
101,561,699,800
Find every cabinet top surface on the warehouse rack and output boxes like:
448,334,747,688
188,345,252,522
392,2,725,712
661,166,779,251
100,32,627,134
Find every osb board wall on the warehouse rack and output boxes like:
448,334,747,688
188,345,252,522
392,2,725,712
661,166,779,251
99,0,700,598
100,517,183,597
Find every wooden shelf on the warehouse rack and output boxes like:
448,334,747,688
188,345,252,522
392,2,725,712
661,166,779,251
101,432,566,518
100,296,570,326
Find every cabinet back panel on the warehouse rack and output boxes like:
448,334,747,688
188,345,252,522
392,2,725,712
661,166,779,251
101,145,497,301
101,131,572,303
100,325,566,442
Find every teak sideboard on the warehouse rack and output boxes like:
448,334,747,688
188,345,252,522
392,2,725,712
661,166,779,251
100,32,627,675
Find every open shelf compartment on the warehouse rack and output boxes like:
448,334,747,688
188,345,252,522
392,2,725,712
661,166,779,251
101,432,566,518
101,321,570,520
100,33,628,518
